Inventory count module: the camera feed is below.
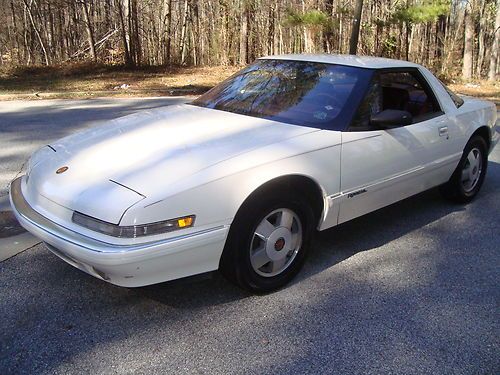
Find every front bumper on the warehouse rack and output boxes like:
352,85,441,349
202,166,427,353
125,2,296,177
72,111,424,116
491,124,499,153
9,176,229,287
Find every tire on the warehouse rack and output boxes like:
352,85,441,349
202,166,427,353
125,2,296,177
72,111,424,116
440,135,488,203
219,191,315,293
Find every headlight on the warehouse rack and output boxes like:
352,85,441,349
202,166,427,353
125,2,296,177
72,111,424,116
72,211,195,238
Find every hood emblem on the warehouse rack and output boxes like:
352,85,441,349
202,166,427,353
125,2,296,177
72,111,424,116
56,166,69,174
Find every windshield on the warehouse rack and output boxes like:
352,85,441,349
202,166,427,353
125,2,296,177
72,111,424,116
191,59,373,130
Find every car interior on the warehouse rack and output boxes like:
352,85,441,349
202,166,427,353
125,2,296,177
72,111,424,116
349,70,442,131
380,73,435,118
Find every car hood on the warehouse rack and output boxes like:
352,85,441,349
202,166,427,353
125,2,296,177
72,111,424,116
27,104,316,224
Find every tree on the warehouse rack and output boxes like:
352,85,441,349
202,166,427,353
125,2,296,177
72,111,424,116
239,0,248,65
0,0,496,82
488,0,500,80
392,1,450,62
116,0,132,66
81,0,97,62
349,0,364,55
462,1,474,79
21,0,50,65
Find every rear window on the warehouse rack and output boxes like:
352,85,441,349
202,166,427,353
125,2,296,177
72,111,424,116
191,59,373,130
439,81,464,108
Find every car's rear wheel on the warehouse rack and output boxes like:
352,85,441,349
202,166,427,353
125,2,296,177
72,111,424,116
220,192,315,293
440,135,488,203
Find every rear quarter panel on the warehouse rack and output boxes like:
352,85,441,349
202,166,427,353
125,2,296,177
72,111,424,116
420,66,497,154
454,98,497,148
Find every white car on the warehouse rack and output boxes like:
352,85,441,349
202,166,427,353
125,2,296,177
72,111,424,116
10,54,498,292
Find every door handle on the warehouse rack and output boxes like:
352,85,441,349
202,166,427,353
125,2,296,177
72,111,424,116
438,126,449,137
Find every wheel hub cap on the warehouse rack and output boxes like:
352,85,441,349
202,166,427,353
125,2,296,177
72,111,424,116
266,228,292,261
461,147,482,193
249,208,303,277
274,237,286,251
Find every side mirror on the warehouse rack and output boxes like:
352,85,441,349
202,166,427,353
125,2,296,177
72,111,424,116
370,109,413,129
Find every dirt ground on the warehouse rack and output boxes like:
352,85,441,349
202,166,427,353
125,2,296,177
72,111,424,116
0,63,498,105
448,81,500,106
0,64,240,100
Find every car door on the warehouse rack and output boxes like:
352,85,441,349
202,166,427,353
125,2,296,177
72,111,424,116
338,68,455,224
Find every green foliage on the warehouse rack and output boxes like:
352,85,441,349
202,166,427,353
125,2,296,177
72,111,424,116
383,36,398,54
302,10,329,25
284,8,337,29
284,8,304,27
392,0,450,24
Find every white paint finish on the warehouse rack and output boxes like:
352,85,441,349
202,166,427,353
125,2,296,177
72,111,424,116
11,196,229,286
121,129,342,230
27,150,146,224
9,56,498,287
40,105,317,224
339,113,458,223
261,54,422,69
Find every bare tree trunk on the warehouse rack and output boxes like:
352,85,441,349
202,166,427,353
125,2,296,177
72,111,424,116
475,1,487,77
462,4,473,80
488,0,500,81
239,1,248,65
268,3,275,55
405,22,411,61
179,0,189,65
22,0,49,65
435,14,446,71
81,0,97,62
116,0,132,66
10,1,21,62
23,6,31,64
301,0,308,52
165,0,172,65
130,0,141,65
349,0,364,55
0,0,496,71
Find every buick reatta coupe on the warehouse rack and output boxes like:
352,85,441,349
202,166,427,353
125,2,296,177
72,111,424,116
10,54,498,292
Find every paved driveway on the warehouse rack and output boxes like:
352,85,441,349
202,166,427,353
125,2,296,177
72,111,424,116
0,99,498,374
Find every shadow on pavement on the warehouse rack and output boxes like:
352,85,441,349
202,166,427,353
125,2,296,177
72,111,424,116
0,160,498,373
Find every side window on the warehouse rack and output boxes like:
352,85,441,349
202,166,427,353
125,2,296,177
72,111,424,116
438,80,464,108
349,75,382,131
350,70,443,131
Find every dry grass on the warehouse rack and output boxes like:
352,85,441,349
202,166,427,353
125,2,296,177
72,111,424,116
0,63,239,100
449,80,500,107
0,63,498,105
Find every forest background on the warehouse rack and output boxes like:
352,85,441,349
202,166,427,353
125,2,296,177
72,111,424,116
0,0,498,101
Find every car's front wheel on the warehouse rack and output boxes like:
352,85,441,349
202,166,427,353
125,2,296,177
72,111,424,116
440,135,488,203
220,192,315,293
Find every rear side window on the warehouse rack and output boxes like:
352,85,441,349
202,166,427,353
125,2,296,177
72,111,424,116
350,70,443,131
439,81,464,108
379,72,441,117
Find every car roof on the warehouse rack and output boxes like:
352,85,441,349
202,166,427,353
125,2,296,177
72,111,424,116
259,54,422,70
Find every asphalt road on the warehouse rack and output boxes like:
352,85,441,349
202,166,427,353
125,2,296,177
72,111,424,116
0,99,499,374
